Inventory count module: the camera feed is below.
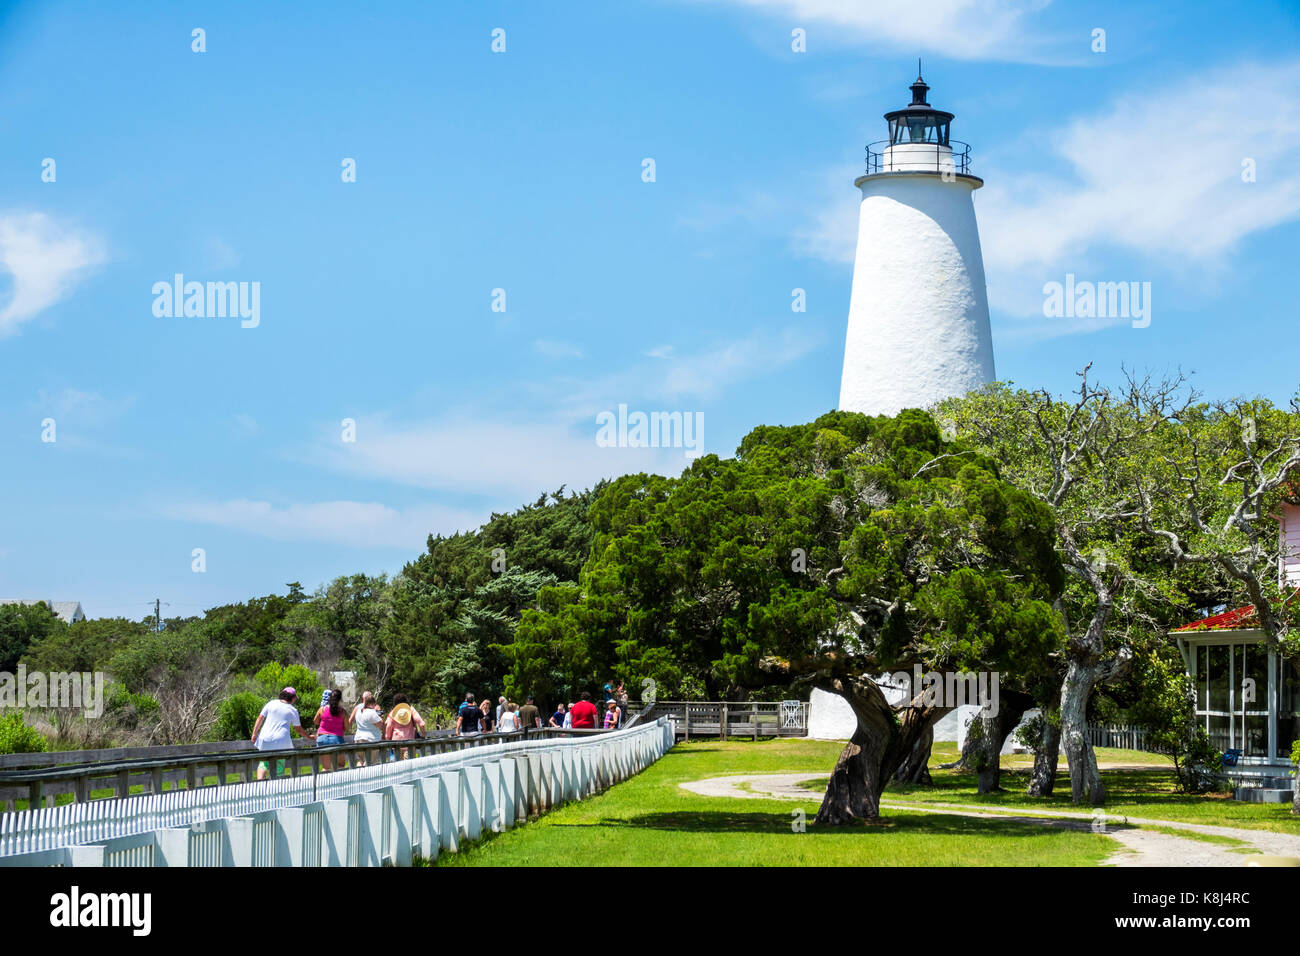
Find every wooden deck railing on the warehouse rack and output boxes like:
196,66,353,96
0,727,606,813
627,700,808,740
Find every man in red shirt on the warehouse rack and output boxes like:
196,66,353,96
569,692,599,729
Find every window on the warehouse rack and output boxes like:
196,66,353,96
1195,641,1272,758
1278,656,1300,758
889,114,951,146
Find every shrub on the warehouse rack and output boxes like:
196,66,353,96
1169,725,1222,794
253,662,323,723
105,683,160,729
0,711,48,754
214,692,267,741
422,703,456,731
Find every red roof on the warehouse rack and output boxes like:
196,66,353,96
1173,587,1300,632
1173,603,1259,632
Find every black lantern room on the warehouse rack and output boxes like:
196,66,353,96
883,69,953,147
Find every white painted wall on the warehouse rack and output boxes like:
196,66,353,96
881,143,957,174
809,691,1035,758
838,173,994,416
1281,503,1300,586
806,688,857,739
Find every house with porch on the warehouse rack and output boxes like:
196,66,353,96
1171,503,1300,801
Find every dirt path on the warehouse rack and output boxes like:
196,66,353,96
679,773,1300,866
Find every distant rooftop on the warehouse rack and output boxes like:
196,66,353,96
0,599,86,624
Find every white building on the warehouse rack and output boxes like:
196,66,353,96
0,599,86,624
814,70,997,738
838,70,995,416
1171,502,1300,800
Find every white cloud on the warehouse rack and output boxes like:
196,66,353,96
315,417,694,499
533,339,586,359
163,499,484,550
0,213,104,337
653,327,822,401
977,61,1300,316
204,236,242,270
789,166,859,266
300,328,822,497
791,61,1300,326
689,0,1061,63
35,387,134,424
553,325,823,415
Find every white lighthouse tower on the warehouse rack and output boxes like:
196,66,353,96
837,70,995,416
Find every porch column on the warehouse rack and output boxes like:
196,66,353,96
1269,648,1278,761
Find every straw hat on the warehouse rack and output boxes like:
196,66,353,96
390,703,413,726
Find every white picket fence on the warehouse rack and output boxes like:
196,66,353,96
0,718,674,866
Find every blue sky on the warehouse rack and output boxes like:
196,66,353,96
2,0,1298,619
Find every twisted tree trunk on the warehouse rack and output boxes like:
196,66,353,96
814,678,946,824
967,694,1030,794
1060,658,1105,805
1027,715,1060,797
893,726,933,785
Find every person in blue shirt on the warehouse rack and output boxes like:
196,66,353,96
455,692,482,735
548,702,567,727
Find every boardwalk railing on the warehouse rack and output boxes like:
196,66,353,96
0,718,674,865
0,728,556,812
0,738,279,770
628,700,808,739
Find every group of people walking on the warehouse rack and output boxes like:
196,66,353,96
456,681,630,736
249,680,632,778
249,686,428,777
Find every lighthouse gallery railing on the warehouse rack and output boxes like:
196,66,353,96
865,140,972,176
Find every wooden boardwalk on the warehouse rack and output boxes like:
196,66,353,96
634,701,808,740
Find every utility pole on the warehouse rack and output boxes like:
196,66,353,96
155,598,162,632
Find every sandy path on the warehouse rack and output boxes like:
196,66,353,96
679,773,1300,866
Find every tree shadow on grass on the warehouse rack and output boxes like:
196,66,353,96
890,766,1234,813
548,810,1115,838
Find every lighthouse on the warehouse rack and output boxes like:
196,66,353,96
837,70,995,416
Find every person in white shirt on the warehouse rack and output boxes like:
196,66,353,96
498,702,521,733
250,687,314,779
351,691,384,766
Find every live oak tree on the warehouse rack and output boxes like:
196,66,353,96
517,410,1064,824
937,371,1195,804
938,372,1300,805
1136,395,1300,811
388,486,600,708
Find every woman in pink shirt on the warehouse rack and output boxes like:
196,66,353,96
314,689,354,771
384,693,426,760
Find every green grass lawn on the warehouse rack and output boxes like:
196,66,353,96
434,739,1117,866
869,742,1300,833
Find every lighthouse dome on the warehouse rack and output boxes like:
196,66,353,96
869,70,975,179
837,68,995,418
